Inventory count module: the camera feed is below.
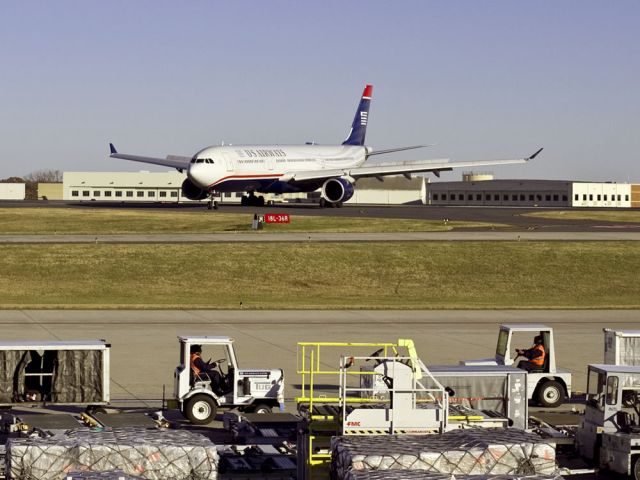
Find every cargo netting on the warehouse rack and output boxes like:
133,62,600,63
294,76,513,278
331,429,557,480
6,427,218,480
345,473,563,480
63,470,144,479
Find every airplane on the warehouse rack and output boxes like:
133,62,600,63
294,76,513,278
109,84,541,209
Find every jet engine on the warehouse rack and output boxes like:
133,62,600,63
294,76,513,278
321,177,355,203
181,178,209,201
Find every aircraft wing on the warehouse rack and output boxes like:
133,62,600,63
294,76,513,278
109,143,191,170
282,148,542,183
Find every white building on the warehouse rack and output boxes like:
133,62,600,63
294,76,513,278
63,171,425,205
63,171,195,202
0,183,26,200
570,183,633,208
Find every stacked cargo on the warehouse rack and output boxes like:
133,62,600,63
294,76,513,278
63,470,144,480
6,427,218,480
344,474,562,480
331,429,557,480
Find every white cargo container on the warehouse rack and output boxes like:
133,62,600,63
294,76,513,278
604,329,640,365
0,183,25,200
0,340,110,407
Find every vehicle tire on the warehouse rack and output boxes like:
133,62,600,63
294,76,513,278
252,403,272,414
85,405,108,415
536,380,565,408
632,455,640,480
185,394,217,425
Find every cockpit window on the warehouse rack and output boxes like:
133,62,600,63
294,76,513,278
193,158,214,164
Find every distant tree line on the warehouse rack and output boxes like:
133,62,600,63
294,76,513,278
0,169,62,199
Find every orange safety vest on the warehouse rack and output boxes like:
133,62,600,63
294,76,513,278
190,353,201,374
530,344,546,366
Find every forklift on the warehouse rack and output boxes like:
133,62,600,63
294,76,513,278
172,336,285,425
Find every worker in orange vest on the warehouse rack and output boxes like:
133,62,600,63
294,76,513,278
516,335,546,371
190,344,223,394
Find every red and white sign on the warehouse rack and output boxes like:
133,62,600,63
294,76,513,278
264,213,290,224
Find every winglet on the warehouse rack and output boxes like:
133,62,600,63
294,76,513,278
527,147,543,160
109,143,117,155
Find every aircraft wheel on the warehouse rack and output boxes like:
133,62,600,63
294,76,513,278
185,394,217,425
335,202,343,208
536,380,564,408
241,196,248,206
258,196,265,207
213,201,219,210
318,198,326,208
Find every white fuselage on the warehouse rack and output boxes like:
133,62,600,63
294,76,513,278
187,145,366,194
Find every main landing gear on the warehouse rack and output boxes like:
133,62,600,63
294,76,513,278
318,198,342,208
241,193,265,207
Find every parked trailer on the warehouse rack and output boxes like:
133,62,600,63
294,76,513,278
0,340,110,407
604,329,640,366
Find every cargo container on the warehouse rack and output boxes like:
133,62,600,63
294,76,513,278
0,340,110,407
604,329,640,366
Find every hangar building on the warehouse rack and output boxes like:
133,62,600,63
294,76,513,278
0,183,26,200
426,174,640,208
62,171,424,205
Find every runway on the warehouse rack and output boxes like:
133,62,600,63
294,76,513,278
6,309,639,407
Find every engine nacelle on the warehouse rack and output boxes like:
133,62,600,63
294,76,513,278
321,177,355,203
181,178,209,201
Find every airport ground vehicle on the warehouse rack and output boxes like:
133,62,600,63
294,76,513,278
172,336,285,425
576,364,640,480
461,324,571,407
0,340,110,408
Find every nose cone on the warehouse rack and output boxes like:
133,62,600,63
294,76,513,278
188,164,209,188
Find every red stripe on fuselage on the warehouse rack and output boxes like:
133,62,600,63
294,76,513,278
209,173,284,188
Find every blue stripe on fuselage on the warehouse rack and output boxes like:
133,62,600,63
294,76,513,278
213,178,320,194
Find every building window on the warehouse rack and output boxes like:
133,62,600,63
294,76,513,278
503,194,509,201
126,191,133,197
589,194,593,201
71,190,79,197
104,191,112,197
485,194,491,201
574,194,579,201
477,194,482,201
553,194,559,201
148,191,155,197
519,194,525,201
494,194,499,201
159,191,167,198
442,194,447,201
583,194,587,201
433,194,439,201
458,194,464,201
512,194,517,201
468,194,473,201
83,191,90,197
537,194,542,201
626,195,630,201
115,191,123,197
562,195,568,201
93,191,101,197
170,191,178,198
137,191,144,197
545,195,551,201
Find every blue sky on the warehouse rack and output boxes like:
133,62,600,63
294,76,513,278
1,1,638,182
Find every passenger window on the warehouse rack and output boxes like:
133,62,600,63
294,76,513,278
606,376,619,405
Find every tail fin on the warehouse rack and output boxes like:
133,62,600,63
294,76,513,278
342,84,372,146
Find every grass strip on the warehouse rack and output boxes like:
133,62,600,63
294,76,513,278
523,210,640,223
0,207,505,234
1,242,638,309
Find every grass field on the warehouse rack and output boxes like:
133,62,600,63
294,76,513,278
1,242,638,309
523,210,640,223
0,208,505,234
